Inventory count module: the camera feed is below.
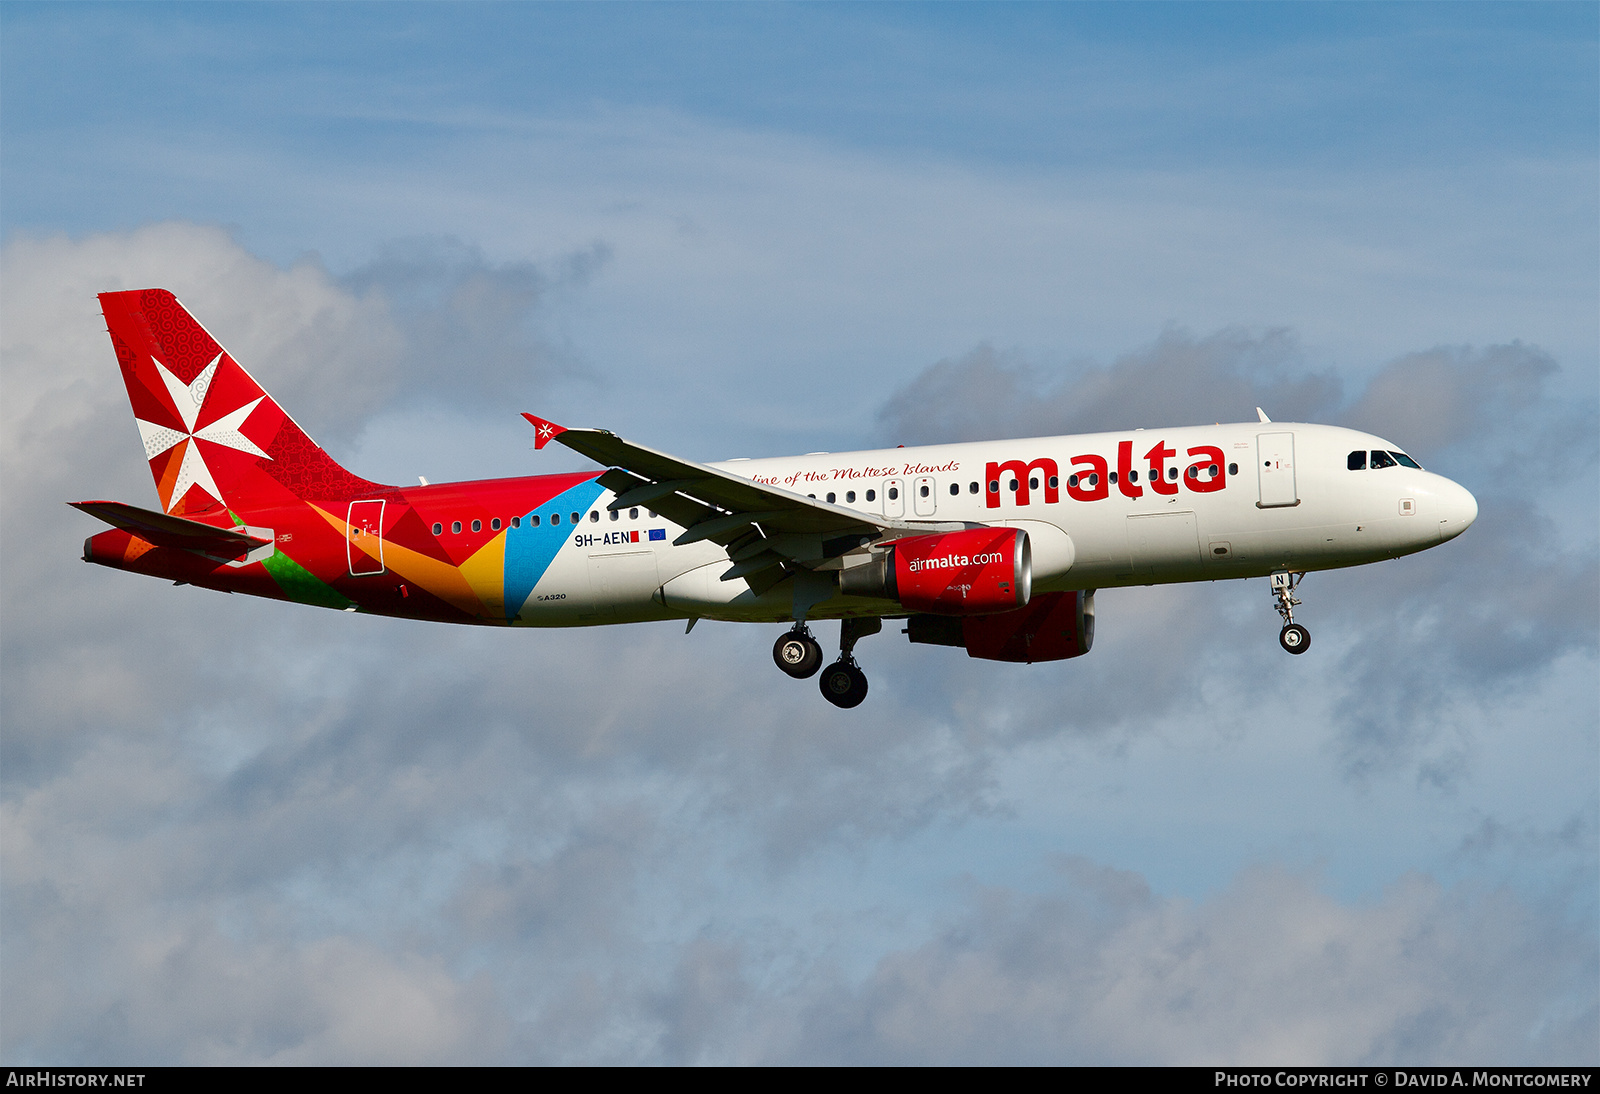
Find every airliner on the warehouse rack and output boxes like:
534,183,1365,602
74,290,1478,707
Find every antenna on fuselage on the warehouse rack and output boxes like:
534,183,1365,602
1256,408,1272,423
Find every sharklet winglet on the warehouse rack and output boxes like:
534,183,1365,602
522,413,567,450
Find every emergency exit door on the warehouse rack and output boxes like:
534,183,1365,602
1256,433,1299,509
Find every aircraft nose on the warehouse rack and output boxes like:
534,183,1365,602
1436,478,1478,543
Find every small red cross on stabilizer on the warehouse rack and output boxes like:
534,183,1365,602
522,413,567,450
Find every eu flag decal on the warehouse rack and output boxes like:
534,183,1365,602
648,528,667,541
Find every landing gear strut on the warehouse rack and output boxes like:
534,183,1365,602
773,625,824,679
819,618,880,709
1270,571,1311,655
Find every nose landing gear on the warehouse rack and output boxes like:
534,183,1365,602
1270,571,1311,655
1279,622,1310,653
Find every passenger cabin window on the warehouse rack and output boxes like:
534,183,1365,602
866,490,876,502
551,513,561,525
491,518,502,530
630,507,639,519
920,485,930,498
1370,450,1397,469
1348,450,1367,470
846,491,856,503
432,522,443,536
451,521,462,534
1227,463,1238,475
513,516,523,528
589,511,599,522
969,482,979,494
948,483,959,496
472,519,482,532
888,487,899,500
826,492,836,504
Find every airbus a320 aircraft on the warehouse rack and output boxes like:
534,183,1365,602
75,290,1477,708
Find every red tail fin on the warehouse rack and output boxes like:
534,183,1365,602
99,289,383,515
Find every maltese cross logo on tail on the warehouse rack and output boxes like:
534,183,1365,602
522,414,567,451
136,353,271,512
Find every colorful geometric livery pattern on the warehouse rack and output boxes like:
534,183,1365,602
89,290,620,626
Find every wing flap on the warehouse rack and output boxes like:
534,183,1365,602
528,416,891,554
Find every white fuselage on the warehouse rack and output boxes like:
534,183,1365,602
515,422,1478,626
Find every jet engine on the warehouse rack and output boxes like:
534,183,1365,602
905,589,1096,663
839,526,1031,614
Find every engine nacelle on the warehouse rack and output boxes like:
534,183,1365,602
906,589,1096,663
841,527,1031,615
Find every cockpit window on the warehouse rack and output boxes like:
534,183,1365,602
1369,450,1397,469
1348,450,1367,470
1390,451,1421,469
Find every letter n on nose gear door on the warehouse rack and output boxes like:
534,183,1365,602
1256,432,1299,509
347,499,386,575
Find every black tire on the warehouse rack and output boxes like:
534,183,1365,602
1279,623,1311,655
774,633,823,678
819,661,869,708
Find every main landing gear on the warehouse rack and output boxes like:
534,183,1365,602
819,618,880,708
773,625,824,679
774,619,880,707
1270,570,1311,655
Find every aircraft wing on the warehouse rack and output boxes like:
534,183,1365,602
70,500,272,557
524,414,940,592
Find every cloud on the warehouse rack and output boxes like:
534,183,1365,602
1323,344,1598,780
776,862,1599,1065
339,236,610,410
2,224,1591,1064
873,332,1600,782
876,329,1344,445
1343,343,1560,459
0,222,403,447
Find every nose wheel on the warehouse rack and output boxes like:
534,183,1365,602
1270,571,1311,655
773,626,824,678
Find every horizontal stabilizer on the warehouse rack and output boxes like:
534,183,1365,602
69,500,271,554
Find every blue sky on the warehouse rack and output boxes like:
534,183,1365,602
2,2,1596,1064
